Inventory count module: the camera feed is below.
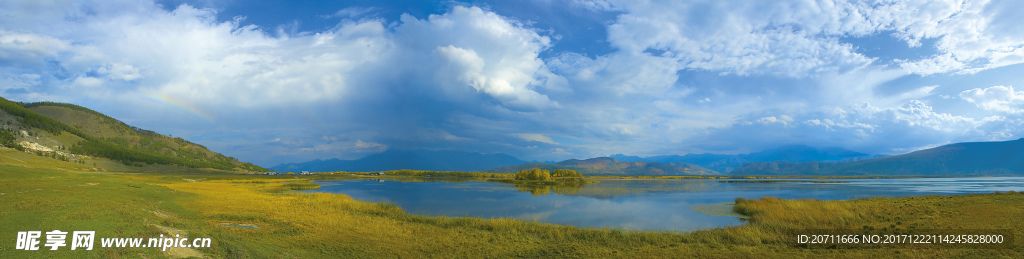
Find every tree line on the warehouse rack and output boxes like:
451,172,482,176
514,168,583,181
0,128,24,151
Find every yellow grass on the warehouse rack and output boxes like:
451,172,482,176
3,160,1023,258
153,177,1024,257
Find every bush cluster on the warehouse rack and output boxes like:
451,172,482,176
515,168,552,181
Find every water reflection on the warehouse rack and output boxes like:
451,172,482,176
567,180,719,199
514,184,583,196
306,177,1024,231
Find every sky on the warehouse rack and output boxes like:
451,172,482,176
3,0,1024,167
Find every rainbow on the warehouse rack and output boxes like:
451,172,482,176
141,94,217,124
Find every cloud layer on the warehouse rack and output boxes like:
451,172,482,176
3,0,1024,165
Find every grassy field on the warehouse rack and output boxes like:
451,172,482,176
2,155,1023,257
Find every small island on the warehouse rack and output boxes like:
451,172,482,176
487,168,598,195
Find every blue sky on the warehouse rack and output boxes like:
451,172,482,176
3,0,1024,166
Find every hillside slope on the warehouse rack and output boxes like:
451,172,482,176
731,138,1024,175
0,97,267,172
488,157,719,176
622,145,875,173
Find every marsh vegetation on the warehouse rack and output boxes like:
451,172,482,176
2,157,1022,257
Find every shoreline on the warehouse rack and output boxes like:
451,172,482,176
3,165,1022,257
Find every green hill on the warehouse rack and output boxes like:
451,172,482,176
0,97,267,172
488,157,718,176
730,138,1024,175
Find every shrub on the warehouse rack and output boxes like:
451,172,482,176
515,168,552,181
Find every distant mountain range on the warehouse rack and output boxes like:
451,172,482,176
275,145,879,175
731,138,1024,175
269,149,526,173
611,145,880,173
12,96,1022,177
486,157,719,176
273,140,1024,176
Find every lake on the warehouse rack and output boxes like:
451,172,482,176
304,177,1024,232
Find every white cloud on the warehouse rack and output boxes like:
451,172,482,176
0,2,564,113
436,130,466,141
869,84,941,109
600,1,879,78
698,99,991,154
355,139,386,149
97,64,140,81
1,73,42,91
593,0,1024,77
881,100,975,131
808,100,981,145
960,85,1024,113
895,53,965,75
1,3,392,107
514,133,558,145
757,115,793,125
19,73,40,81
552,147,570,155
610,123,641,135
72,76,103,87
572,0,615,11
391,6,563,111
816,67,908,107
297,139,387,153
324,6,378,19
896,85,939,101
885,0,1024,75
435,44,557,110
0,29,71,68
298,143,345,153
5,0,1024,164
550,52,682,95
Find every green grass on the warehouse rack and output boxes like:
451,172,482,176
0,165,210,258
2,159,1023,258
692,202,748,218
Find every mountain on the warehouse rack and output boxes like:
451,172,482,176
270,149,527,172
731,138,1024,175
0,97,267,172
487,157,719,176
617,145,875,173
608,154,645,162
744,145,869,162
645,154,747,174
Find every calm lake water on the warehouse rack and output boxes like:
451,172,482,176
304,177,1024,231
